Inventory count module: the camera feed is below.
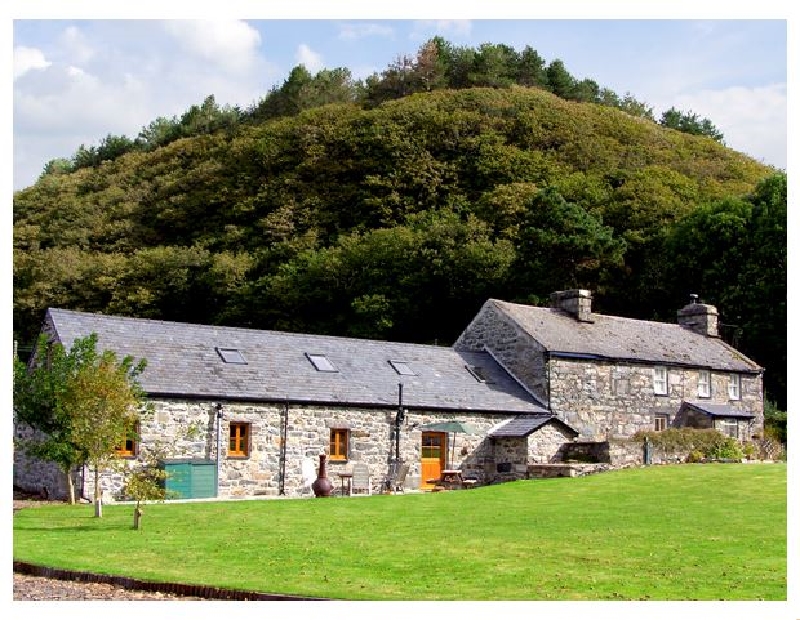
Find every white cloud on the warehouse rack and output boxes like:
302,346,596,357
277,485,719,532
59,25,95,64
13,46,51,80
161,20,262,74
337,22,394,41
410,20,472,40
295,44,324,73
668,83,787,170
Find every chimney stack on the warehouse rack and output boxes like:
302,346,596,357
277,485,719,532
677,294,719,337
550,289,593,322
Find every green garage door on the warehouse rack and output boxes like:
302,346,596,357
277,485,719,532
161,459,217,499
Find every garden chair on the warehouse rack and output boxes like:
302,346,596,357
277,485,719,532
350,462,372,496
301,457,316,496
389,461,410,494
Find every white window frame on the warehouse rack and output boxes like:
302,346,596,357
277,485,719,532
728,374,741,400
719,419,738,439
698,370,711,398
653,367,668,395
654,414,669,432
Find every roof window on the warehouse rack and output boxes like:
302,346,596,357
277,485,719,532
388,360,416,376
216,347,247,364
466,365,494,384
306,353,338,372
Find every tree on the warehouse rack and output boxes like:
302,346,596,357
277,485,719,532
63,345,148,517
512,188,626,300
14,334,97,504
14,333,148,514
659,106,724,142
122,445,169,530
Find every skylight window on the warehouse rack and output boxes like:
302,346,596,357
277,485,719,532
466,365,494,384
388,360,416,376
306,353,338,372
216,347,247,365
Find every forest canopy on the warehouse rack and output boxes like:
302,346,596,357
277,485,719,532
13,40,785,407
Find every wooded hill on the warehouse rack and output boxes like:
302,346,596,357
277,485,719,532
13,84,786,407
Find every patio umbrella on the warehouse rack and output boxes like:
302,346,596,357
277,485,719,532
417,421,477,467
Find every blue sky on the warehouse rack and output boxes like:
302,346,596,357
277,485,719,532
8,9,790,191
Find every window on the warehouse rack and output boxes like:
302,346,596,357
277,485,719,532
329,428,349,461
216,347,247,364
388,360,416,376
698,370,711,398
719,419,738,439
229,422,250,457
306,353,337,372
654,414,669,432
728,374,741,400
653,367,668,395
115,423,139,458
466,365,494,384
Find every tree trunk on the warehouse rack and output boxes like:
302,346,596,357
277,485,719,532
133,503,143,530
93,464,102,518
64,468,76,505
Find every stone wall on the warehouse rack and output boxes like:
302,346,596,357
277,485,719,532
562,439,691,467
13,422,77,499
21,398,539,501
548,359,763,440
454,301,549,403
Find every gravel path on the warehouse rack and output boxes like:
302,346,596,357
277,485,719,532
13,573,211,601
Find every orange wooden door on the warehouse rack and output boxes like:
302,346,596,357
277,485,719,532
420,432,447,489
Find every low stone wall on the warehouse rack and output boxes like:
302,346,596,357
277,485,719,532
562,439,690,468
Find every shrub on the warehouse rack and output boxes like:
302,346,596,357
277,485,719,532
633,427,743,461
686,450,704,463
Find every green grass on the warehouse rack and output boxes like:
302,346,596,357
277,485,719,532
13,464,786,600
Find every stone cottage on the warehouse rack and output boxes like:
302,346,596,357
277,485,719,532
455,290,764,442
14,290,763,500
14,308,576,501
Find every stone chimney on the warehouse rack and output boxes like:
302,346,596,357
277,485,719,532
677,294,718,337
550,289,593,322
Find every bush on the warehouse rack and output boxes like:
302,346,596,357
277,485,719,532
633,427,743,461
764,401,787,444
686,450,704,463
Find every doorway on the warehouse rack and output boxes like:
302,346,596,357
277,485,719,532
420,432,447,490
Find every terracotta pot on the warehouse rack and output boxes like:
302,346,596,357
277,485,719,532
311,454,333,498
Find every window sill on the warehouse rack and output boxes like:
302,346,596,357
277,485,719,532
227,455,250,460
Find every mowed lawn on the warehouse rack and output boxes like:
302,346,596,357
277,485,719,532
13,463,785,600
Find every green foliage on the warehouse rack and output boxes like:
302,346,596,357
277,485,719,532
13,86,780,403
660,173,786,406
660,106,724,142
14,334,148,506
763,401,787,444
634,428,744,461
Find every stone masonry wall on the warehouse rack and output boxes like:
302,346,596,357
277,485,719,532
454,301,549,403
548,359,763,440
67,399,535,501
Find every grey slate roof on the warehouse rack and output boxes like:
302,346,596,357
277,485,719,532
488,415,579,438
45,308,547,414
680,401,756,419
490,299,762,373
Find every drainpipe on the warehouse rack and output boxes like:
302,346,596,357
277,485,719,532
214,403,223,497
278,401,288,496
395,383,405,461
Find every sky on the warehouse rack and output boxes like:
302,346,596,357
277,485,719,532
8,12,789,191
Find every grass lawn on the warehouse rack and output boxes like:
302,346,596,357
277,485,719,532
13,463,785,600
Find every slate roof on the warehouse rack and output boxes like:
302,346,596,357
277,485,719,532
679,401,756,419
45,308,548,414
488,415,579,438
490,299,762,373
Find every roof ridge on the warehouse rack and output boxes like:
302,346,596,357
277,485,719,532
46,307,456,352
